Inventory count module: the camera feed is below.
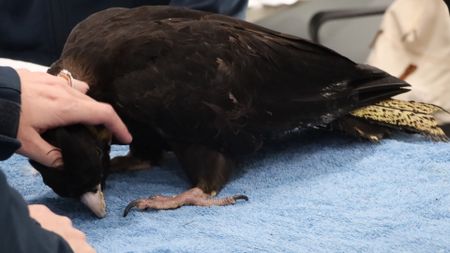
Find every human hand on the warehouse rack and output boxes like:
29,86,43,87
28,204,96,253
15,69,132,167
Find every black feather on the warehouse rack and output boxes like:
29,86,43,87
30,125,110,198
36,6,411,200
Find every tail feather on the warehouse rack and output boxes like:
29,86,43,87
349,64,411,107
350,99,448,141
356,88,410,106
369,99,447,114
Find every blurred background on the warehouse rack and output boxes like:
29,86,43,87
248,0,450,131
247,0,392,62
1,0,448,129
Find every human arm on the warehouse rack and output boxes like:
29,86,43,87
15,68,132,167
0,66,128,165
0,170,95,253
0,67,21,160
0,67,73,252
0,66,131,252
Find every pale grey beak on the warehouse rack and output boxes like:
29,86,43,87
80,184,106,218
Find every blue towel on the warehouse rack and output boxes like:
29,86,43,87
2,131,450,252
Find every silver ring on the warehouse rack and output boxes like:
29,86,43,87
57,69,74,88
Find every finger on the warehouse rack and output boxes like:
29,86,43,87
76,101,133,144
60,82,93,101
24,71,91,102
70,79,90,94
95,103,133,144
42,77,92,102
17,130,63,168
76,231,87,241
78,245,96,253
28,204,51,218
47,74,90,94
58,215,73,226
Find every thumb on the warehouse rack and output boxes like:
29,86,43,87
17,130,63,168
71,79,90,94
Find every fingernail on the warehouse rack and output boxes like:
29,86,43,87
51,157,64,169
125,132,133,144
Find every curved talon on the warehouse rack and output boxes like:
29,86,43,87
233,194,249,202
123,200,140,217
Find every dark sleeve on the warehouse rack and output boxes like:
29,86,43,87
0,66,74,253
0,171,74,253
0,66,22,160
170,0,249,19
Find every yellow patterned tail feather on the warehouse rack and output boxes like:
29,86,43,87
350,99,448,141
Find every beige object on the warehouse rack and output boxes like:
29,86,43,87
367,0,450,121
0,58,48,72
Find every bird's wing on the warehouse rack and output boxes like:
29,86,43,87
56,6,409,149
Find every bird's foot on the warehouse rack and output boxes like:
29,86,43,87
123,187,248,217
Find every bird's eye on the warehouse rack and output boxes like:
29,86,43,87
95,147,103,157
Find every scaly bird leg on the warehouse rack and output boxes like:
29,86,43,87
123,187,248,217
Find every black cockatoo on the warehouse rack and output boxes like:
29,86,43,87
30,6,447,218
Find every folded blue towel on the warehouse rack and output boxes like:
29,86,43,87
2,131,450,252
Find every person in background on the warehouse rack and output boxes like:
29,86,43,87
367,0,450,134
0,1,248,252
0,0,248,66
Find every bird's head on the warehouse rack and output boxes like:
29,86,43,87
29,125,112,218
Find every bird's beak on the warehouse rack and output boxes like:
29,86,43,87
80,184,106,218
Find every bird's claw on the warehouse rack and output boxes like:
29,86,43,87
123,200,141,217
123,188,249,217
232,194,249,202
